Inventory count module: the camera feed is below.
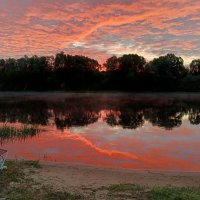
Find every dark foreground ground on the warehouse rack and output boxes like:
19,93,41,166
1,160,200,200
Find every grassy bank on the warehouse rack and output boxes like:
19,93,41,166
0,160,81,200
105,184,200,200
0,160,200,200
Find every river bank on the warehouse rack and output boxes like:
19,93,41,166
1,160,200,199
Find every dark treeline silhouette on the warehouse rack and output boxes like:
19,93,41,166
1,52,200,91
0,95,200,131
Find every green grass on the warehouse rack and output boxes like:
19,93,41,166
105,183,146,199
0,125,40,142
105,184,200,200
0,160,40,188
5,188,82,200
0,160,82,200
149,187,200,200
0,160,24,188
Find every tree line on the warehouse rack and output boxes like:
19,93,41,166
0,52,200,91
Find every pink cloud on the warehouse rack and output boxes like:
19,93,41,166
0,0,200,63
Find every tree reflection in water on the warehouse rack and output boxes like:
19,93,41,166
0,95,200,133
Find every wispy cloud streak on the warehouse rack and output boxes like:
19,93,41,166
0,0,200,63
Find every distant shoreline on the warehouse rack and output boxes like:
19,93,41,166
1,90,200,94
0,91,200,99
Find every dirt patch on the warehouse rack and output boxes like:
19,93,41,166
29,162,200,196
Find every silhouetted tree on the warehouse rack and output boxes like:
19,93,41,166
0,52,200,91
55,51,66,69
0,59,5,70
104,56,120,72
147,54,185,77
190,59,200,75
145,54,187,91
118,54,146,74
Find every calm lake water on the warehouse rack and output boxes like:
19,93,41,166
1,93,200,171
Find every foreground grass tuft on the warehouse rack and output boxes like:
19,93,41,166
149,187,200,200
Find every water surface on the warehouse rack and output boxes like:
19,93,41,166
1,93,200,171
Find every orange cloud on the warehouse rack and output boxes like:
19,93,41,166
0,0,200,63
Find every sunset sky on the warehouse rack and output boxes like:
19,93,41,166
0,0,200,64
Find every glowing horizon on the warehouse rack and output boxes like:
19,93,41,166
0,0,200,64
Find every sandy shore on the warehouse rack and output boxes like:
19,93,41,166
2,160,200,200
28,162,200,194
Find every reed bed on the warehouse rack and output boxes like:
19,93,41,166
0,125,40,143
